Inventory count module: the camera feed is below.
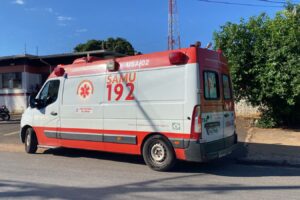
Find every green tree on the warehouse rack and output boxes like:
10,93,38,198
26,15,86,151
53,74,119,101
74,37,135,55
214,4,300,127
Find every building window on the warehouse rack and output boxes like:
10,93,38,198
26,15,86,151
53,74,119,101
0,72,22,89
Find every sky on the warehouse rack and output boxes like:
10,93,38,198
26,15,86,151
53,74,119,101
0,0,295,56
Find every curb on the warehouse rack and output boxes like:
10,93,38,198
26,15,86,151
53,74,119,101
236,158,300,168
241,127,300,168
0,144,24,153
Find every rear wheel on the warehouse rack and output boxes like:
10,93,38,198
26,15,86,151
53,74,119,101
25,128,38,154
142,135,176,171
1,113,10,121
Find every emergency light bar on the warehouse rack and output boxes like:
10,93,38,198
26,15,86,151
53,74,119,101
169,52,188,65
54,67,65,76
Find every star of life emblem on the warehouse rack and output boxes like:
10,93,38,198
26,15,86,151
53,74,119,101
77,80,94,99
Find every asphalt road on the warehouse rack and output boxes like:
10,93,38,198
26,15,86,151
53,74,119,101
0,115,21,144
1,116,300,200
1,150,300,200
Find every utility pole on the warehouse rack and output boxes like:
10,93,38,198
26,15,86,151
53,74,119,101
168,0,181,50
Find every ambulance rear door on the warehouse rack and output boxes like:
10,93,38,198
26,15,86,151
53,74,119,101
200,70,224,142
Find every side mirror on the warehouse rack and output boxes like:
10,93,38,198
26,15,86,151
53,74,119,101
29,95,37,108
29,95,44,109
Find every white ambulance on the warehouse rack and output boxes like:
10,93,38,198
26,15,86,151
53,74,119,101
20,45,237,171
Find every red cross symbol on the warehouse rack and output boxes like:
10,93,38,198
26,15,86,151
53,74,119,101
80,84,90,98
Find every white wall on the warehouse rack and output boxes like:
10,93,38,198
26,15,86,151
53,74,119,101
0,93,27,114
0,72,42,113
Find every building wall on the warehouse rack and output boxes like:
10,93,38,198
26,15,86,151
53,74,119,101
0,72,42,113
0,92,28,114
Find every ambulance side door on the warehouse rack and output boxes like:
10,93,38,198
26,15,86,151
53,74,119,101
60,75,104,146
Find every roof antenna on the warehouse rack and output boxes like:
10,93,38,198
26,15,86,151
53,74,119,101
24,43,27,54
206,42,212,49
102,41,105,50
87,52,90,62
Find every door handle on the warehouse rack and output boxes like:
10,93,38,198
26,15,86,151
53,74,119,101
50,111,58,116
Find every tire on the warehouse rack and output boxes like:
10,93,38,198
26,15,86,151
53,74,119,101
3,114,10,121
142,135,176,171
25,127,38,154
0,113,10,121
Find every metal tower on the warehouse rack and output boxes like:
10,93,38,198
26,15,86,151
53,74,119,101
168,0,181,50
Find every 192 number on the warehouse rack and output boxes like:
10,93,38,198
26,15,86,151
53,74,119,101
107,83,135,101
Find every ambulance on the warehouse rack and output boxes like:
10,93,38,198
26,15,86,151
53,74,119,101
20,44,237,171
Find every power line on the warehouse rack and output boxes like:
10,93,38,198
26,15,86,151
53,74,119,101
257,0,300,4
258,0,287,4
197,0,284,7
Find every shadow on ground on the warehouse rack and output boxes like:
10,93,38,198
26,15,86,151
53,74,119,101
41,141,300,177
1,175,300,200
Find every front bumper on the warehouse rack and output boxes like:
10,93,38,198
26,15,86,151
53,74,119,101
184,133,238,162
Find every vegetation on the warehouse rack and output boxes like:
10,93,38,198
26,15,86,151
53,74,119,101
214,4,300,127
74,37,135,55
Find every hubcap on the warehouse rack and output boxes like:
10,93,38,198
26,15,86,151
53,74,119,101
150,143,166,162
26,133,31,147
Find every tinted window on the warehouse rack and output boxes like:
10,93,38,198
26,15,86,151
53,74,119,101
38,80,60,106
222,74,232,100
204,71,219,100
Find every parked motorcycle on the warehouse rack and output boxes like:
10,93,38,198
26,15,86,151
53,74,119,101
0,105,10,121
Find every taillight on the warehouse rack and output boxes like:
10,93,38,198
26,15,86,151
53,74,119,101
191,105,202,140
169,51,188,65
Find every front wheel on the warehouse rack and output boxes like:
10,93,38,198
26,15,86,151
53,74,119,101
142,135,176,171
25,128,38,154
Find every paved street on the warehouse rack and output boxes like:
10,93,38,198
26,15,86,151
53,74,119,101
1,150,300,200
1,117,300,199
0,115,21,145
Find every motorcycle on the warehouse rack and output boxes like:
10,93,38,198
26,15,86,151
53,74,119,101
0,105,10,121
